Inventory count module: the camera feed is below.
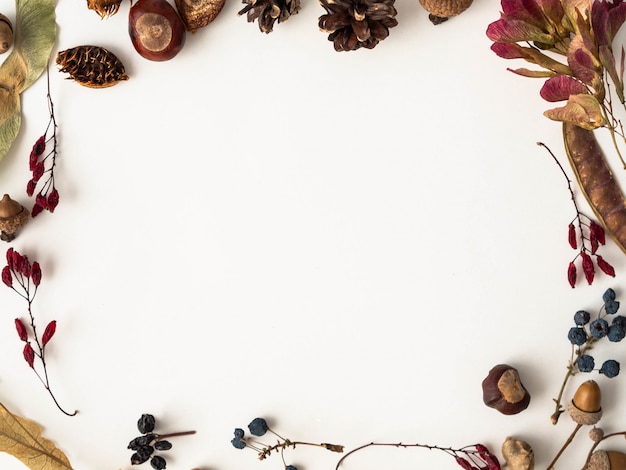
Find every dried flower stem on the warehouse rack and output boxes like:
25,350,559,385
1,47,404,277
156,430,197,440
546,423,582,469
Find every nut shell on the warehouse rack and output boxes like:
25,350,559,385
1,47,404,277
0,194,29,241
418,0,473,18
573,380,602,413
175,0,225,32
482,364,531,415
501,436,534,470
56,46,129,88
0,14,13,54
87,0,124,17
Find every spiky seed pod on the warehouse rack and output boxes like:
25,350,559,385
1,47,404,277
175,0,226,31
87,0,124,17
318,0,398,52
238,0,300,33
56,46,129,88
418,0,472,24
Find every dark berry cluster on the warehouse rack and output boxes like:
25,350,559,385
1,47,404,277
128,413,195,469
567,288,623,378
231,417,343,469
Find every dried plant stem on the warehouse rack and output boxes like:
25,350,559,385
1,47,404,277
547,423,582,469
157,430,196,440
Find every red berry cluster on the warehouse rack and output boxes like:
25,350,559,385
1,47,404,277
454,444,500,470
567,217,615,288
2,247,76,416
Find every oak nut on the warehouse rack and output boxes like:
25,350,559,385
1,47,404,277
0,14,13,54
501,436,534,470
482,364,531,415
569,380,602,425
587,450,626,470
0,194,29,241
418,0,473,24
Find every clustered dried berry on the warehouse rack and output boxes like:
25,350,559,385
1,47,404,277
128,414,174,469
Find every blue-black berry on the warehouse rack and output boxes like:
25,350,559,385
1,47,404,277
574,310,591,326
608,323,626,342
603,288,616,303
234,428,245,439
599,359,620,378
590,318,609,339
568,327,588,346
150,455,167,470
128,434,156,450
138,414,156,434
614,315,626,328
286,466,298,470
248,417,269,436
231,437,246,449
577,355,595,372
605,300,620,315
154,440,172,451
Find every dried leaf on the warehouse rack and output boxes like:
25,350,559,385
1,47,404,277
0,0,56,161
0,401,73,469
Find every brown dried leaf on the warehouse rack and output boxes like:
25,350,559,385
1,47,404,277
0,401,73,469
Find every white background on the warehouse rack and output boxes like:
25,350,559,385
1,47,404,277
0,0,625,468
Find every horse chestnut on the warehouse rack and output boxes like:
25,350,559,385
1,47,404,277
129,0,186,61
482,364,531,415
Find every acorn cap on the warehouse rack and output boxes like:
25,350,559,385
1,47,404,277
418,0,473,18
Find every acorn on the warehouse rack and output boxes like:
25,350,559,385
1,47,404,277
174,0,225,32
482,364,531,415
0,194,29,241
418,0,473,24
501,436,534,470
587,450,626,470
569,380,603,425
0,14,13,54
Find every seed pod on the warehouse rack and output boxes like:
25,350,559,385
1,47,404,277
482,364,531,415
501,437,534,470
0,194,29,242
587,450,626,470
0,14,13,54
87,0,124,18
568,380,603,425
174,0,225,32
56,46,129,88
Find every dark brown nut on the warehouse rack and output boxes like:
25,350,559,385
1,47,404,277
129,0,186,61
482,364,531,415
0,194,29,241
0,13,13,54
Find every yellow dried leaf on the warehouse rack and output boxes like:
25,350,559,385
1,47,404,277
0,402,73,470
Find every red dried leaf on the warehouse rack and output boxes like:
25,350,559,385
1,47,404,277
568,223,577,249
581,252,595,284
540,75,588,102
2,265,12,288
42,320,56,346
31,262,41,286
47,189,59,212
596,255,616,276
590,220,606,244
568,261,577,287
14,318,28,342
23,343,35,368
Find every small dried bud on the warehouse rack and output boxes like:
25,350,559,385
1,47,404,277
589,427,605,442
581,252,595,284
596,256,615,277
568,223,577,249
23,343,35,368
19,256,31,278
14,318,28,341
568,261,577,287
31,203,44,218
35,194,48,211
42,320,56,346
31,262,42,286
2,265,12,287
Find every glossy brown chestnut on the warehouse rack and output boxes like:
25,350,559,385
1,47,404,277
482,364,531,415
129,0,186,61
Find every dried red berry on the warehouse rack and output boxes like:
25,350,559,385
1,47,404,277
35,194,48,210
2,265,12,287
31,203,44,218
596,255,616,277
31,262,41,286
455,456,477,470
32,136,46,157
5,247,14,268
568,223,577,249
19,256,31,278
590,235,599,254
23,343,35,368
581,252,595,284
26,179,37,197
568,261,577,288
42,320,56,346
32,162,45,182
590,221,606,245
14,318,28,342
47,189,59,212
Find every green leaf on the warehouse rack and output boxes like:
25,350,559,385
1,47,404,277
0,0,56,161
0,401,73,469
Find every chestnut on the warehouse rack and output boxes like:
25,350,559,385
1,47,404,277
129,0,186,61
482,364,530,415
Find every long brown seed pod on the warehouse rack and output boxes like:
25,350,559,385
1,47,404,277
563,122,626,254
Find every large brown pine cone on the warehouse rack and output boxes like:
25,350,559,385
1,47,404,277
238,0,301,33
318,0,398,51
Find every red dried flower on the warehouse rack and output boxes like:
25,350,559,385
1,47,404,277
2,265,12,288
31,262,42,286
42,320,56,346
23,343,35,368
568,223,577,249
47,189,59,212
14,318,28,342
596,255,616,276
581,252,595,284
568,261,577,288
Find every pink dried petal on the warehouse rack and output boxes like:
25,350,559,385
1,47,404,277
596,255,616,277
31,262,41,286
47,189,59,212
568,223,577,249
581,252,595,284
42,320,56,346
23,343,35,368
2,265,12,287
14,318,28,342
568,261,577,288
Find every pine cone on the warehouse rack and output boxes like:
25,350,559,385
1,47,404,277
318,0,398,52
238,0,301,33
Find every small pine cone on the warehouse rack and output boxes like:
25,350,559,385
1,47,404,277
319,0,398,52
238,0,301,33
